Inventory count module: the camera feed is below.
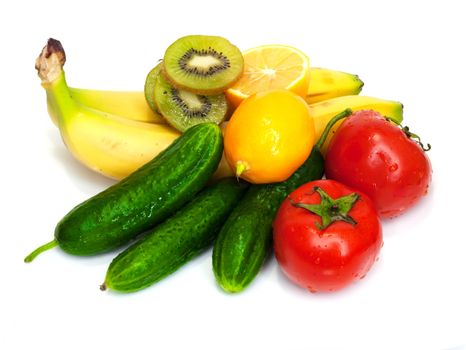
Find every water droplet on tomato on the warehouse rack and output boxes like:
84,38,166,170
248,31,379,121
314,257,321,265
307,286,317,293
389,164,398,172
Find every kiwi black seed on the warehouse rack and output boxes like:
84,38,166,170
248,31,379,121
144,63,162,113
163,35,243,94
154,70,228,132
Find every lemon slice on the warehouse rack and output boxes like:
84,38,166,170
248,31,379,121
226,45,311,107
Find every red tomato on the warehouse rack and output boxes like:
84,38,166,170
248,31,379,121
325,110,432,219
273,179,382,293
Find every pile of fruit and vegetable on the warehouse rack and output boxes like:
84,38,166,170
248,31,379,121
26,35,432,294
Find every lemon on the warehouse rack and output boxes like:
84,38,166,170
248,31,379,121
224,90,315,184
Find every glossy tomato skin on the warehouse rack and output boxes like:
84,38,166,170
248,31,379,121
273,180,382,293
325,110,432,219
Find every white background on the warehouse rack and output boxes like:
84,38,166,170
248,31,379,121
1,1,465,349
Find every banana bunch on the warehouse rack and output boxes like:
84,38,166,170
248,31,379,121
36,39,182,180
37,39,403,180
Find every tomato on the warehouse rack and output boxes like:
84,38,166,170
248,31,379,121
273,179,382,293
325,110,432,219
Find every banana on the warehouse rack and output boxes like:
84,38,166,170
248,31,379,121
72,88,165,123
308,95,404,152
37,39,397,181
306,68,364,104
36,38,181,180
46,87,165,125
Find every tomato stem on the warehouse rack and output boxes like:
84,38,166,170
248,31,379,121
386,118,431,152
316,108,353,150
290,186,359,230
401,126,431,151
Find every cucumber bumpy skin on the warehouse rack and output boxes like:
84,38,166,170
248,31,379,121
25,123,223,261
212,109,353,293
102,178,248,293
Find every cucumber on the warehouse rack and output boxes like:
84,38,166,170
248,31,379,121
102,178,248,293
212,109,353,293
25,123,223,261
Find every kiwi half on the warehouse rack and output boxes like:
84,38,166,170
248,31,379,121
154,70,228,132
144,63,162,113
163,35,243,94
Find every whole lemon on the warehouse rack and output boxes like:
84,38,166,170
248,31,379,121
224,89,315,184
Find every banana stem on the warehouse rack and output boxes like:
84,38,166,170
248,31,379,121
24,239,58,263
44,73,78,123
315,108,353,150
35,38,66,84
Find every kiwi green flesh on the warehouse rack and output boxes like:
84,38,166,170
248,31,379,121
154,72,228,132
163,35,244,94
144,63,163,113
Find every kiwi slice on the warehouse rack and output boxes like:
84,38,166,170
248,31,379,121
154,71,228,132
163,35,243,94
144,63,162,113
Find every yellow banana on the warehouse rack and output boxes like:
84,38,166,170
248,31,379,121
306,68,364,104
72,88,165,123
46,87,165,125
36,39,181,180
309,95,404,152
39,40,392,181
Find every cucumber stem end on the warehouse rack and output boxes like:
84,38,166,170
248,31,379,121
24,239,58,263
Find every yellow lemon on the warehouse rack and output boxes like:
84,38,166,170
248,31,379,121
224,90,315,184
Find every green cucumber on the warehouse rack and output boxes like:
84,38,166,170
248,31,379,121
102,178,248,293
212,109,353,293
25,123,223,261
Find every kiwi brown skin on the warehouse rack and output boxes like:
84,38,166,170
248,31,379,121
144,63,163,113
162,35,244,95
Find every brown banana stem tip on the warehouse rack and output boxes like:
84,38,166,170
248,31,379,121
35,38,66,83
